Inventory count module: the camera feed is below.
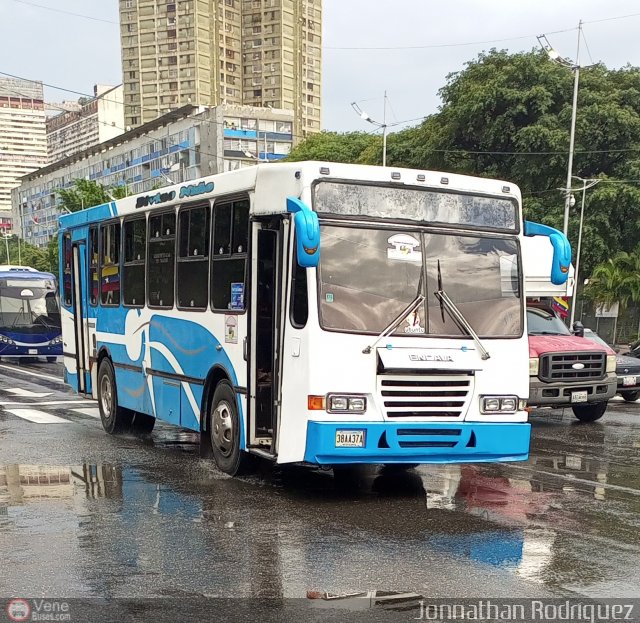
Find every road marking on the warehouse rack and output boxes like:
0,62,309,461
3,388,52,398
4,408,69,424
70,407,100,419
0,400,95,406
0,363,65,384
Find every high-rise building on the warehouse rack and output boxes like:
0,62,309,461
46,85,125,164
119,0,321,138
0,78,48,231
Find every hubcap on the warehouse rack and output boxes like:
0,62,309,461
100,374,113,419
212,401,234,458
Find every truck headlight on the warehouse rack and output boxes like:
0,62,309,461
529,357,539,376
327,394,367,414
606,355,616,373
481,395,520,414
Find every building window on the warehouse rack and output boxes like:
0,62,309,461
100,222,121,306
148,211,175,308
211,198,249,311
123,218,146,307
177,204,210,310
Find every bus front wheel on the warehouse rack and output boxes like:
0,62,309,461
97,359,133,434
208,381,252,476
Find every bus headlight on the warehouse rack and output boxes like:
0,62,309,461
529,357,539,376
0,336,15,345
327,394,367,414
49,336,63,345
606,355,616,373
481,395,519,414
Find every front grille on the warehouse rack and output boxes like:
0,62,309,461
378,372,473,418
539,351,605,382
397,428,461,448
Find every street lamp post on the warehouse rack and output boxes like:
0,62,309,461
351,92,388,167
569,175,601,327
537,22,583,236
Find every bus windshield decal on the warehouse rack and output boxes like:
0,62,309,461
314,181,517,231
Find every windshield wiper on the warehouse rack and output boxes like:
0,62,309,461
435,261,490,361
33,315,57,330
362,294,426,354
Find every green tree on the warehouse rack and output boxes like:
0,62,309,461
57,179,129,213
286,131,376,164
0,236,50,272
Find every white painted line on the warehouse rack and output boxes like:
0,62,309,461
4,408,70,424
70,407,100,419
0,363,65,384
3,388,52,398
0,400,96,406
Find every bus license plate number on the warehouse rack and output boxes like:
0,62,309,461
335,430,365,448
28,349,37,355
571,391,588,403
623,376,636,386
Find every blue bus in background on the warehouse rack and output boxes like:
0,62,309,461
0,266,63,361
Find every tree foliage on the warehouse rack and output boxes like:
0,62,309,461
57,179,129,213
0,236,55,273
291,50,640,278
287,131,376,164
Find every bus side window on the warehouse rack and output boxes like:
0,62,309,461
89,226,98,306
100,222,121,306
177,204,210,310
148,212,176,309
211,199,248,311
123,218,146,307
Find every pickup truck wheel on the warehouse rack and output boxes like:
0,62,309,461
572,401,608,422
621,391,640,402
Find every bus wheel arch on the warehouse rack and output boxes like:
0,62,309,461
96,352,132,434
201,366,232,434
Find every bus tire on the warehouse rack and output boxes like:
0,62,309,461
131,412,155,435
621,390,640,402
46,357,57,363
97,358,132,434
572,401,608,422
208,381,252,476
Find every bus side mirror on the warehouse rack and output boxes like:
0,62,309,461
572,321,585,338
523,221,571,286
287,196,320,268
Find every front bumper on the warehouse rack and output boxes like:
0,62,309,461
528,373,616,407
303,421,531,465
617,375,640,392
0,343,62,357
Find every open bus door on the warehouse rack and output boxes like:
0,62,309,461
248,217,289,455
68,241,91,395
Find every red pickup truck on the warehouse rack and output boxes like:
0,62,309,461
527,302,617,421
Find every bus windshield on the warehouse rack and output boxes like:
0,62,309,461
0,285,61,332
317,225,522,338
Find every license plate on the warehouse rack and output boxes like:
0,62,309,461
623,376,636,386
28,349,37,355
335,430,365,448
571,391,588,403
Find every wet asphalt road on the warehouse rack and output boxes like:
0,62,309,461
0,359,639,610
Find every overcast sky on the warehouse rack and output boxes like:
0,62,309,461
2,0,640,135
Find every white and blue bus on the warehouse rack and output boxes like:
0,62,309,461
59,162,569,475
0,265,62,361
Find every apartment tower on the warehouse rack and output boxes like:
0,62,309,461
0,78,47,229
119,0,321,138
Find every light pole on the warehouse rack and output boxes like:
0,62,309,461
569,175,601,327
537,23,584,236
351,92,388,167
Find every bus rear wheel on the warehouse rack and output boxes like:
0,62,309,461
97,359,132,434
208,381,252,476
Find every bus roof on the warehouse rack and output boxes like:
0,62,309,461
58,161,522,230
0,267,56,281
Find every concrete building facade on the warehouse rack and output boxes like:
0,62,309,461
13,104,294,247
119,0,321,137
47,85,126,164
0,78,48,232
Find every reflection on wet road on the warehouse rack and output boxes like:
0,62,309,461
0,361,639,599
